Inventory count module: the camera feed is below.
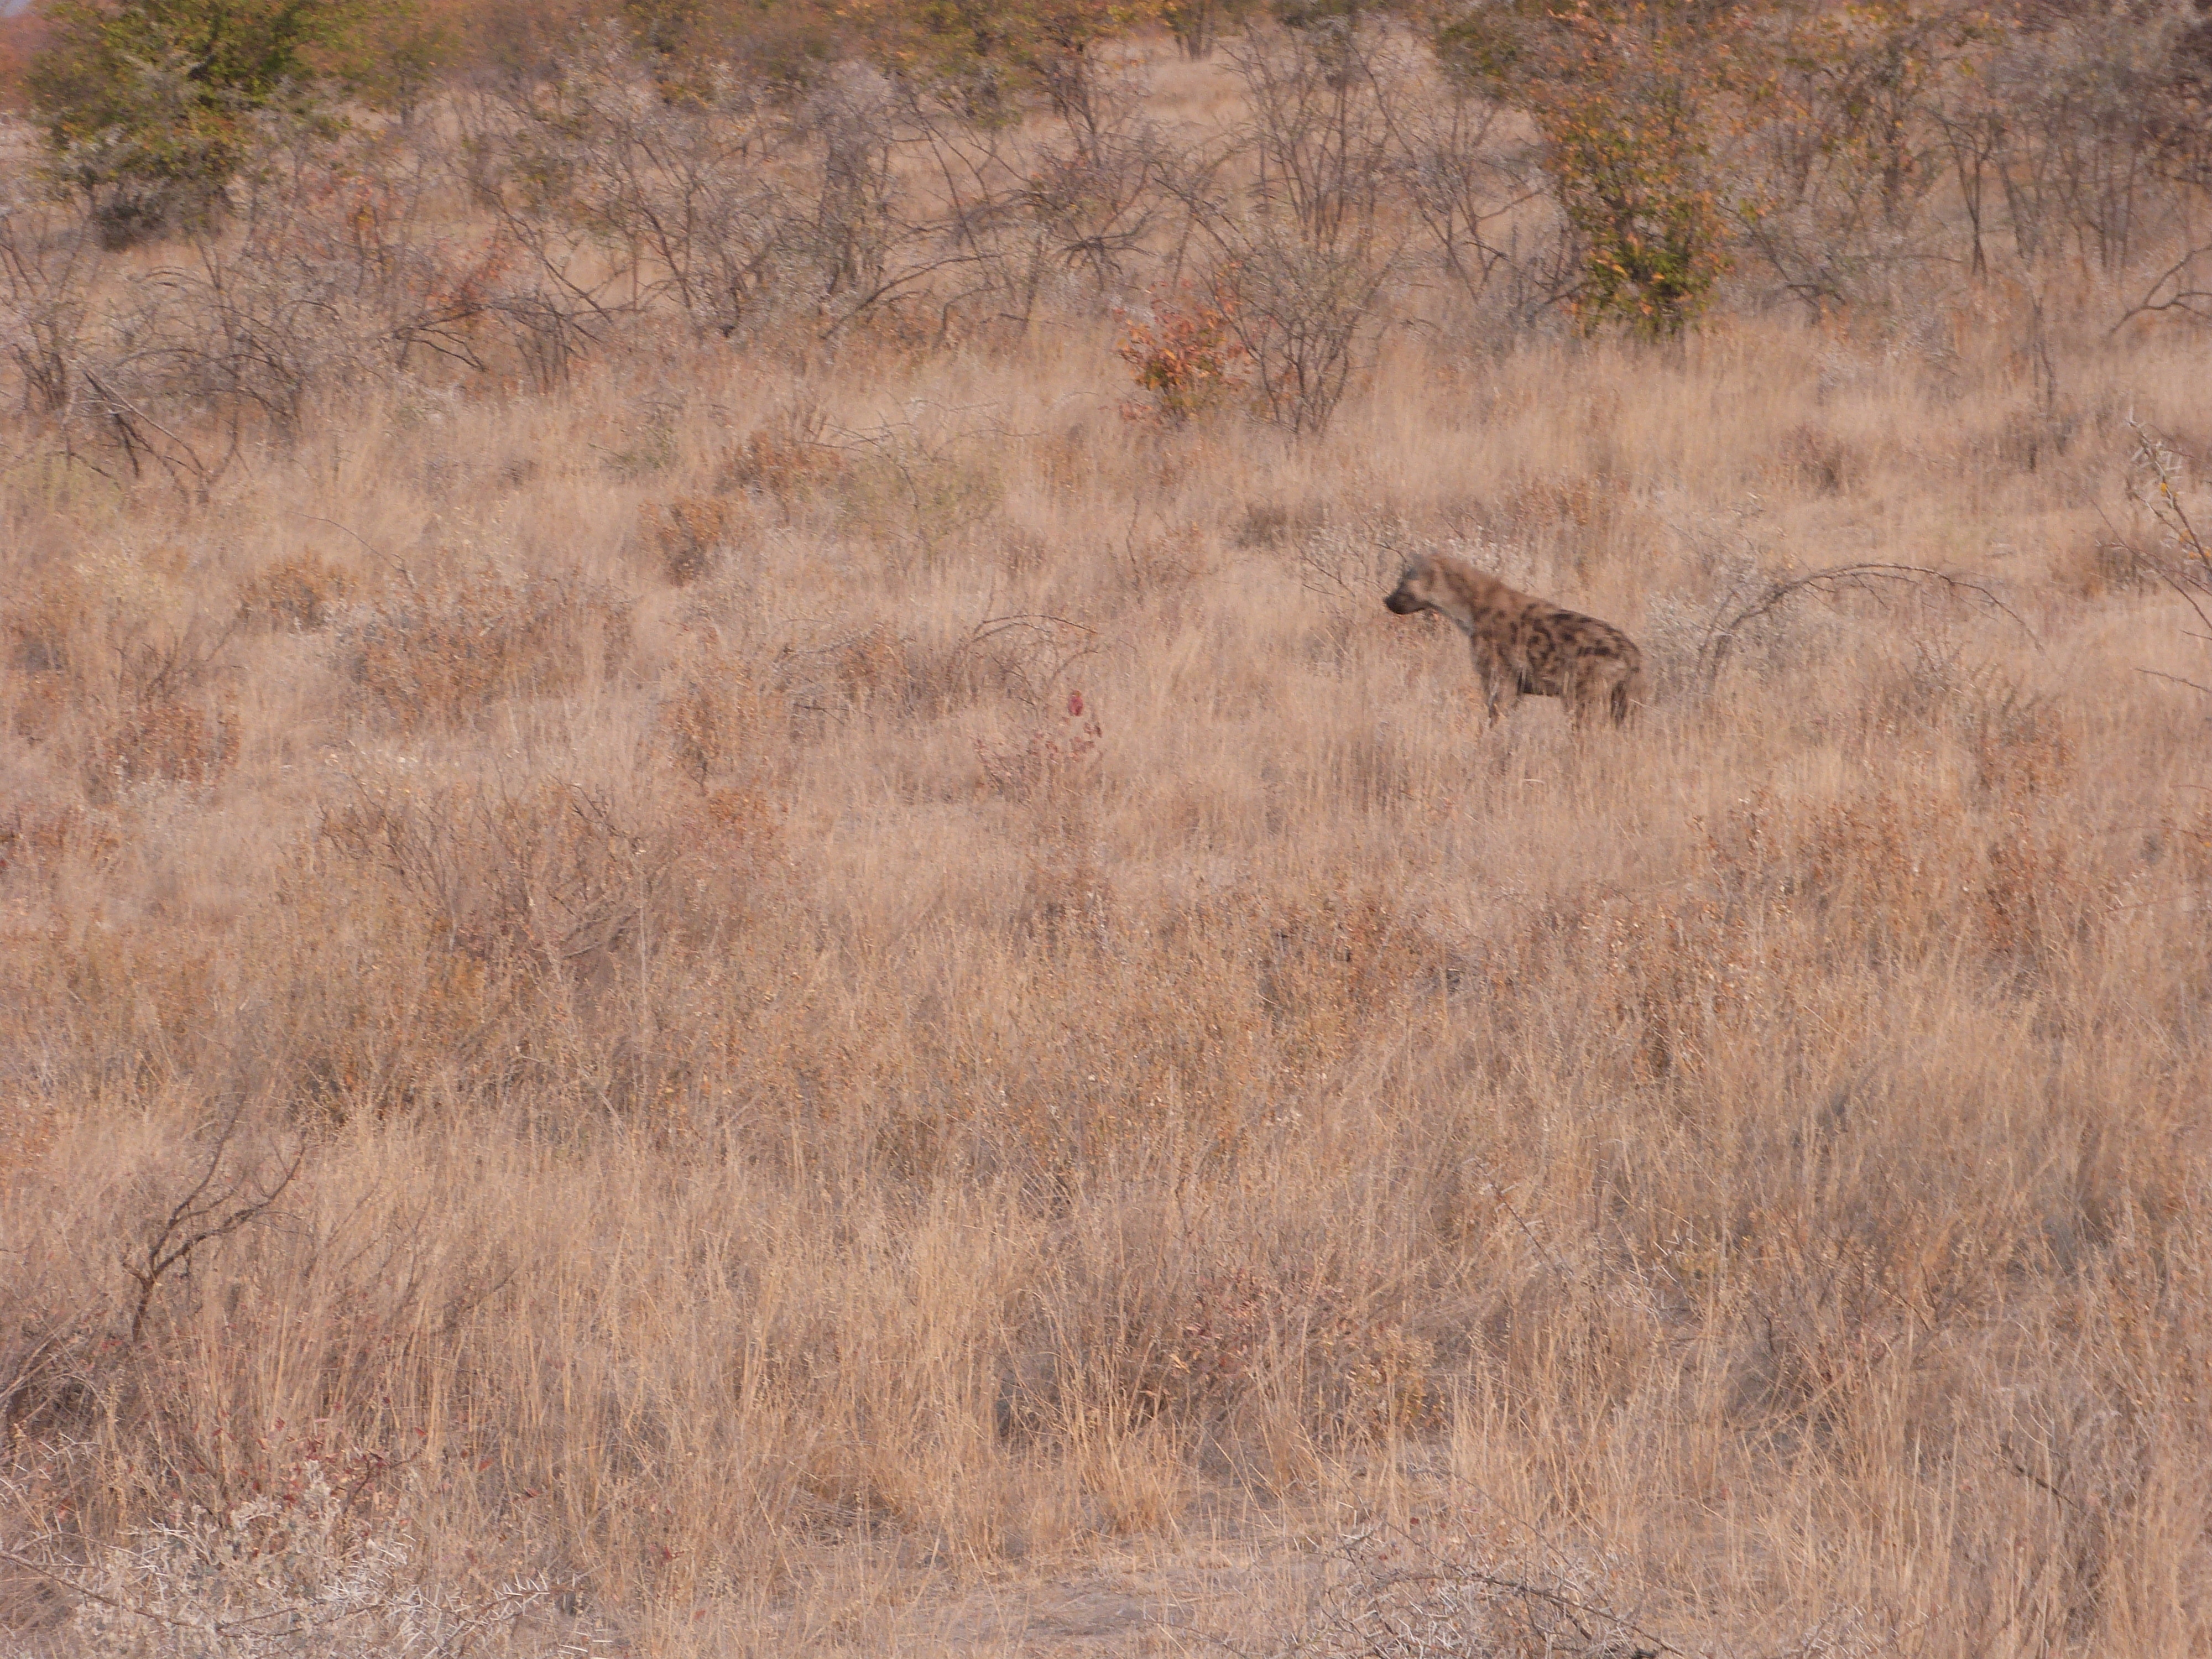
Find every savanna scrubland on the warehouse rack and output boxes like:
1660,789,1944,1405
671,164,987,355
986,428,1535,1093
3,1,2212,1653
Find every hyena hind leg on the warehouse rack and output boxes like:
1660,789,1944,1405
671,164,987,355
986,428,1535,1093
1569,658,1640,728
1609,664,1645,726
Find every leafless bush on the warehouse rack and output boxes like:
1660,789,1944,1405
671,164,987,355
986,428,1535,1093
462,32,797,341
2121,238,2212,328
1978,8,2212,272
805,68,914,324
1731,4,2212,310
457,38,992,347
324,775,697,973
1213,231,1397,432
1375,60,1547,311
1010,73,1179,302
2108,419,2212,703
121,1100,301,1344
1691,560,2037,693
2120,417,2212,576
1724,6,1977,311
339,572,633,733
887,56,1187,337
7,1464,583,1659
6,131,554,485
1190,21,1405,432
0,190,103,420
953,613,1103,712
1267,1513,1675,1659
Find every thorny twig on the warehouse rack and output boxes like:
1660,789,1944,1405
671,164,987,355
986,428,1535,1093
1698,562,2041,689
125,1101,304,1343
2112,242,2212,335
2113,421,2212,705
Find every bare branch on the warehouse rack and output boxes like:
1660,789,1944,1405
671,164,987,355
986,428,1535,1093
124,1105,305,1344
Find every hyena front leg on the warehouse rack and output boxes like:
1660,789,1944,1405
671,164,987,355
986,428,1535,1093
1472,645,1519,724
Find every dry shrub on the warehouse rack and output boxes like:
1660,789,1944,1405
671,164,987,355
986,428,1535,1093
974,688,1103,801
767,619,1013,722
1269,1511,1683,1659
1704,781,2110,977
1154,1269,1437,1444
1495,473,1629,566
656,652,778,785
1470,886,1755,1090
1994,403,2081,474
1236,498,1328,549
1774,420,1859,494
321,774,764,974
1965,687,2074,799
716,426,844,508
2164,798,2212,887
638,495,753,587
0,802,122,885
34,1472,554,1658
85,690,239,795
7,672,70,747
1253,885,1447,1072
92,620,241,796
823,623,915,711
1728,1224,1923,1431
4,582,242,799
828,436,1005,558
4,571,87,748
2,567,86,679
1153,1267,1277,1421
2060,527,2163,598
342,574,633,732
288,771,780,1121
236,551,354,633
757,621,909,720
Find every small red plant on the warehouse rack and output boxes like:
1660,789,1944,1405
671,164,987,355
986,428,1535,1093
1116,276,1248,426
974,689,1103,799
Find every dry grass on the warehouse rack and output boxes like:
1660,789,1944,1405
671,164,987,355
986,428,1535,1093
6,50,2212,1659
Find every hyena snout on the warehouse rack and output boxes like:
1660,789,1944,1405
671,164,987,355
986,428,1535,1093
1383,584,1423,615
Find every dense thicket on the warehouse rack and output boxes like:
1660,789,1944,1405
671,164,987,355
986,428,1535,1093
8,1,2212,401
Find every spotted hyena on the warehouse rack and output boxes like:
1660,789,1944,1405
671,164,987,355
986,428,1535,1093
1384,552,1645,727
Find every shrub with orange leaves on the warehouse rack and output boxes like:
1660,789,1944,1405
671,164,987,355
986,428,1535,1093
1443,1,1744,337
1116,276,1249,425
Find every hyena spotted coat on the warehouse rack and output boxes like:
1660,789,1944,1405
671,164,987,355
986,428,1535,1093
1384,553,1645,727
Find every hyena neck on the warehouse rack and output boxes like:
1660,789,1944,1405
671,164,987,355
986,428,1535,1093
1432,603,1480,641
1425,571,1513,641
1431,561,1512,638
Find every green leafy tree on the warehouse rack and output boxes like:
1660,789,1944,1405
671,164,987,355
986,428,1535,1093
30,0,382,242
1442,0,1745,337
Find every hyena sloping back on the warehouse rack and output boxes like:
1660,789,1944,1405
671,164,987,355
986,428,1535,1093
1384,552,1645,727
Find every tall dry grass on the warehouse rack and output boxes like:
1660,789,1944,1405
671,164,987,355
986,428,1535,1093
6,40,2212,1659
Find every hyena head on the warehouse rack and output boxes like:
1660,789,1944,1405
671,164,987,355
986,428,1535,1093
1383,555,1437,615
